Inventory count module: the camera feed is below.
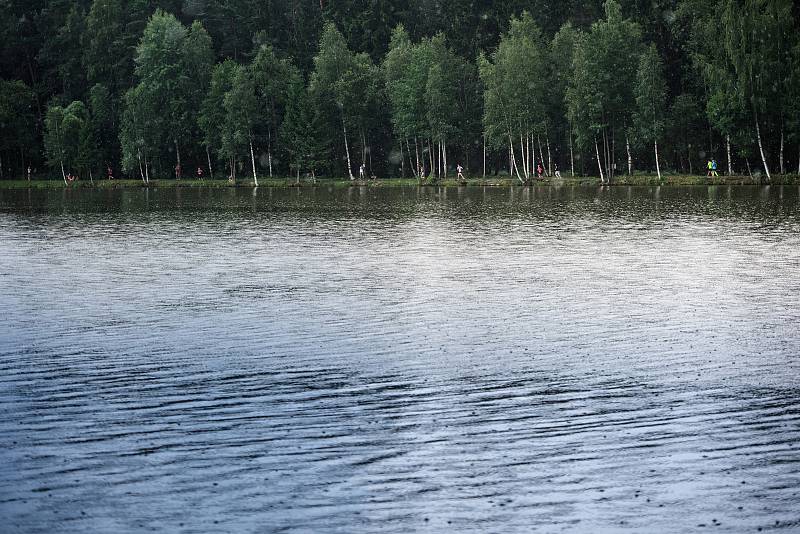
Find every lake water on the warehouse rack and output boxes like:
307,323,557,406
1,185,799,533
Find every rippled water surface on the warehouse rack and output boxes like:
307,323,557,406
1,185,799,533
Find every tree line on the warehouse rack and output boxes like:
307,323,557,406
1,0,798,182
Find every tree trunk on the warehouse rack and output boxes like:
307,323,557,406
602,128,610,182
745,157,752,177
442,139,447,178
428,138,434,178
360,128,366,167
509,135,522,182
206,145,214,179
520,134,528,179
537,135,546,176
400,139,405,178
626,135,632,175
414,137,421,177
754,114,770,181
569,127,575,177
89,168,93,184
779,126,784,175
60,160,67,185
726,134,732,176
482,134,486,178
546,135,553,176
654,140,661,181
249,136,258,187
595,138,605,183
175,140,181,179
688,143,693,175
341,117,354,180
268,130,273,178
144,152,150,184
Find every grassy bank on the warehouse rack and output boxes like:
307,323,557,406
1,174,798,190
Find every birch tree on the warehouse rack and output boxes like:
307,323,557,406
223,64,260,185
310,23,357,179
634,44,667,180
479,12,548,182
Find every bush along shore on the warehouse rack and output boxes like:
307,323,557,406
2,174,799,190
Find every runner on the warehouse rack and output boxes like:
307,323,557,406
554,163,561,178
359,163,366,180
711,158,719,177
457,164,465,181
197,166,204,179
175,163,182,180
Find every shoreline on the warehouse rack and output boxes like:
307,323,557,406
1,175,797,190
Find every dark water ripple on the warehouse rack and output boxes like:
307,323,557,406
0,185,799,533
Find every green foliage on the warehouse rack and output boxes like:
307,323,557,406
634,44,667,144
2,0,798,179
44,101,89,175
129,10,213,161
222,64,258,165
480,12,548,146
0,80,36,160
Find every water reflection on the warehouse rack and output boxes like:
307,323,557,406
0,185,798,533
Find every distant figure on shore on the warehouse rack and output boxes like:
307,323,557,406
554,163,561,178
418,163,424,178
107,165,114,180
711,158,718,177
707,159,712,177
27,166,31,181
537,163,544,179
175,163,182,180
457,164,465,181
359,163,366,180
66,173,76,183
197,166,204,179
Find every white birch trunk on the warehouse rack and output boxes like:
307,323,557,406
268,130,273,178
520,135,528,179
755,115,770,181
626,135,632,175
414,137,421,177
60,160,67,185
399,139,405,178
546,136,552,176
206,145,214,179
443,140,447,178
726,134,733,176
482,134,486,178
509,135,523,182
569,127,575,177
137,149,145,183
342,117,354,180
428,139,434,178
595,138,605,183
779,126,784,175
249,136,258,187
654,140,661,181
